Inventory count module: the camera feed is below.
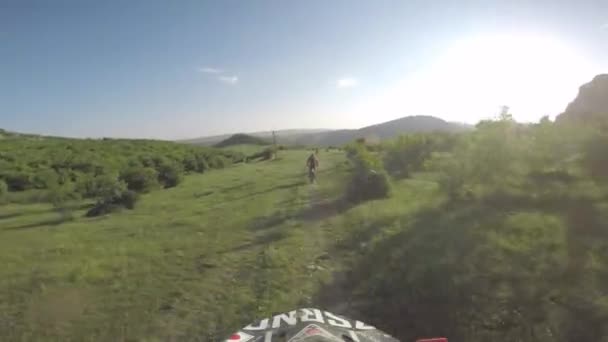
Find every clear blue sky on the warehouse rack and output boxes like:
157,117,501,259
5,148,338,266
1,0,607,139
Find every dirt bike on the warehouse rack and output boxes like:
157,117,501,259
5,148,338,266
224,308,447,342
308,167,317,184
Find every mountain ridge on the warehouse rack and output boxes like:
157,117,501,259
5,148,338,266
556,74,608,123
182,115,471,146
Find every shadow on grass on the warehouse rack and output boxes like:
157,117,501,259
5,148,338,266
295,197,353,222
313,192,608,341
0,212,23,220
219,228,289,255
247,196,354,233
3,216,70,231
194,190,215,198
0,202,92,220
248,212,290,232
219,182,255,193
240,181,307,200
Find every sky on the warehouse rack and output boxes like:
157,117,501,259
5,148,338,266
1,0,607,139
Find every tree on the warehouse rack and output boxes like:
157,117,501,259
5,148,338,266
4,172,33,191
33,169,59,189
119,167,159,193
156,162,182,188
384,134,439,178
47,182,80,221
86,179,139,217
346,143,391,202
0,179,7,197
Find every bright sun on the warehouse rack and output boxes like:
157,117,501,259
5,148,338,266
438,33,597,122
355,33,600,125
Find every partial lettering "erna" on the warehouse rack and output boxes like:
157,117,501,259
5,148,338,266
243,308,376,330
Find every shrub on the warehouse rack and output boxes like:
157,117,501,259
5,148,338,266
0,179,7,196
32,169,59,189
4,172,33,191
119,167,159,193
86,201,122,217
582,134,608,183
208,155,229,169
193,153,210,173
116,190,138,209
47,182,81,221
86,181,139,217
345,143,391,203
261,147,277,160
196,157,210,172
346,169,391,203
76,174,122,198
182,155,198,173
384,135,436,178
156,162,182,188
48,182,80,207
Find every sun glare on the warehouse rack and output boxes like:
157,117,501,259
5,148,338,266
440,33,596,121
355,33,599,125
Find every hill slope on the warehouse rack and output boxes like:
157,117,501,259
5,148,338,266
182,116,470,147
213,133,270,147
0,150,351,340
291,115,469,146
557,74,608,123
181,129,330,146
2,111,608,341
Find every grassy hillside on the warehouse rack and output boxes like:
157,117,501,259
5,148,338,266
220,144,268,156
0,134,244,217
0,150,352,340
2,113,608,341
213,133,270,148
181,129,330,146
181,116,469,148
291,115,469,147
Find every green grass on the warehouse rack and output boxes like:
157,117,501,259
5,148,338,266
0,150,354,341
221,144,268,156
2,147,606,341
0,146,461,341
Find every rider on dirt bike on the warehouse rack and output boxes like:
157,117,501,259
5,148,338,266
224,308,446,342
306,152,319,183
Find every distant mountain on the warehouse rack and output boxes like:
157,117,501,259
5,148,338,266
214,133,270,148
181,116,469,147
557,74,608,123
288,115,470,146
181,129,330,146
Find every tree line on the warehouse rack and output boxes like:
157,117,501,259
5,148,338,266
342,112,608,341
0,136,243,216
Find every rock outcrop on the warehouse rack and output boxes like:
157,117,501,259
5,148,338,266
557,74,608,123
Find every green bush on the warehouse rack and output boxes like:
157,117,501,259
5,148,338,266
156,162,182,188
119,167,159,193
582,134,608,182
346,169,391,203
182,155,198,173
86,181,139,217
262,147,277,160
384,134,438,178
196,156,210,172
48,183,80,208
208,155,229,169
46,182,80,220
86,201,121,217
0,135,239,208
117,190,138,209
345,143,391,203
4,172,33,191
32,169,60,189
0,179,7,196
